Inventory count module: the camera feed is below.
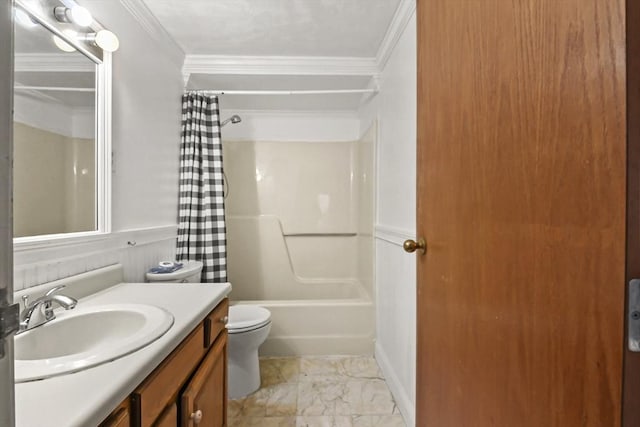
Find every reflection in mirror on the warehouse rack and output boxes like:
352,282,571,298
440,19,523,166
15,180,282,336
13,14,97,238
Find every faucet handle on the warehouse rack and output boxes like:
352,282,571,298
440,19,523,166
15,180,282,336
45,285,66,297
41,285,67,319
21,294,28,309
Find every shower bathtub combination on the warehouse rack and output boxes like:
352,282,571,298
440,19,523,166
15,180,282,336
223,131,375,356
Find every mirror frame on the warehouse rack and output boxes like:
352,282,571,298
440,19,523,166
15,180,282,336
12,0,112,250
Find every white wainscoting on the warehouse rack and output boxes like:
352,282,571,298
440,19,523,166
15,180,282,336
374,224,416,427
375,224,414,246
13,225,177,290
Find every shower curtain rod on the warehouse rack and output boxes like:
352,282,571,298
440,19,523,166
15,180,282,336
192,88,378,96
15,85,95,92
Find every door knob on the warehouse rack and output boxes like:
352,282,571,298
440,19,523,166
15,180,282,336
403,238,426,254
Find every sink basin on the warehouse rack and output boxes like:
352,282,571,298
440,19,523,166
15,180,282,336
15,304,174,382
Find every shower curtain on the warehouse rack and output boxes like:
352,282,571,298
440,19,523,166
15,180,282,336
176,92,227,282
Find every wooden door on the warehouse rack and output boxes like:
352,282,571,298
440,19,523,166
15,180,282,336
181,333,227,427
416,0,632,425
626,2,640,425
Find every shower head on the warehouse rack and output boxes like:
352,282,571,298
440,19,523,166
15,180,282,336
220,115,242,127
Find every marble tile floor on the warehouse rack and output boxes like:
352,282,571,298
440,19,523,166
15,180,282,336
228,356,406,427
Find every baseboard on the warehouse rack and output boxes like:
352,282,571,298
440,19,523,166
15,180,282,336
260,336,374,357
375,341,415,427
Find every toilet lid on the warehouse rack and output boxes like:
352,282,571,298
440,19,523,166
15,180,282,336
146,260,203,281
227,305,271,333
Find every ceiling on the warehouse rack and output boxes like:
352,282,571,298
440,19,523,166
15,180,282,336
141,0,402,57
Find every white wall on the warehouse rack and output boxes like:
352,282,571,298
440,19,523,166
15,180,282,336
87,1,184,231
218,109,360,142
14,1,186,287
14,94,92,139
72,108,96,140
361,11,417,427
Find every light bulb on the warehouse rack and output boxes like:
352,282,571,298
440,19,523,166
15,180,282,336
14,8,38,29
69,6,92,27
52,29,77,53
95,30,119,52
54,6,92,27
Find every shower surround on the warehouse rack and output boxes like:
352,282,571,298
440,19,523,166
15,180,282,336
223,126,375,356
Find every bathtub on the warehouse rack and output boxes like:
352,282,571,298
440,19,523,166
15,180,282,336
232,285,374,357
227,215,375,356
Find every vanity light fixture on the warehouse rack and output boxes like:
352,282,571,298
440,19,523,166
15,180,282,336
54,5,93,27
52,29,78,52
79,29,120,52
15,0,120,54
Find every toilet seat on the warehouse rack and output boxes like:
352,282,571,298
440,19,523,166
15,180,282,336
227,305,271,334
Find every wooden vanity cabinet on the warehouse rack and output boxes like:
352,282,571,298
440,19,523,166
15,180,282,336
100,298,229,427
99,399,131,427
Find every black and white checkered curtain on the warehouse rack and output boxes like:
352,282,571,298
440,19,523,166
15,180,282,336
176,92,227,282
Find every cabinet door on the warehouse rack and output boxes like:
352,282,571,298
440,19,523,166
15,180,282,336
99,399,130,427
181,331,227,427
132,323,206,426
155,403,177,427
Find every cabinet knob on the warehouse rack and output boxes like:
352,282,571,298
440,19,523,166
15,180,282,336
221,315,229,324
190,409,203,424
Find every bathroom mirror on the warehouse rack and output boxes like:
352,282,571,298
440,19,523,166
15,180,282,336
12,2,111,243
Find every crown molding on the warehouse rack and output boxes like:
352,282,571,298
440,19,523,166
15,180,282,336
14,89,70,109
176,1,412,82
183,55,379,81
15,53,95,72
118,0,185,67
375,0,416,71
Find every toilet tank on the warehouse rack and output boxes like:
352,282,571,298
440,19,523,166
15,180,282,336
145,260,203,283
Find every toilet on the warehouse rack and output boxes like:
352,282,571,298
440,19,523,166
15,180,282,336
227,305,272,399
145,260,204,283
146,261,271,399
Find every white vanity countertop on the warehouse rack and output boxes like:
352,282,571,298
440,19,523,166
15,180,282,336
14,282,232,427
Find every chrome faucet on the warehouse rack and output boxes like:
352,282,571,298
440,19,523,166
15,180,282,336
18,285,77,333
